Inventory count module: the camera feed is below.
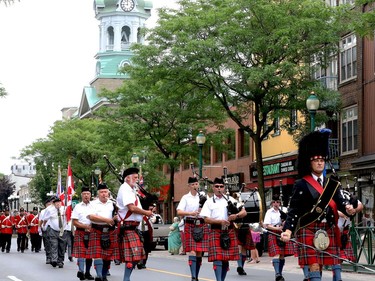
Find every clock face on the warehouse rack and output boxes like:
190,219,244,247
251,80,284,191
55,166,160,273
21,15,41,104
120,0,135,12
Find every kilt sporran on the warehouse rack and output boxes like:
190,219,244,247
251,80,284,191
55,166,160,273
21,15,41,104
192,219,204,242
100,233,111,250
220,231,231,250
83,233,90,249
313,229,329,251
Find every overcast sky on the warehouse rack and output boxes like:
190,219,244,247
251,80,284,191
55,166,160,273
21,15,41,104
0,0,176,174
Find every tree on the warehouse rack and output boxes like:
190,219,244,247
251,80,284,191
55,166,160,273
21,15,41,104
0,175,15,209
21,118,121,202
129,0,347,216
99,67,228,221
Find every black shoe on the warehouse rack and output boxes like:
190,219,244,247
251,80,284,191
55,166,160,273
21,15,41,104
51,261,57,267
85,273,94,280
6,250,10,253
94,278,102,281
46,260,51,264
106,271,110,276
114,259,121,265
77,272,85,280
276,274,285,281
303,279,308,281
237,267,247,275
58,264,63,268
69,256,73,262
1,248,4,252
102,278,108,281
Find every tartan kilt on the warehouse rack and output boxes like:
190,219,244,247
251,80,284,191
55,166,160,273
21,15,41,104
340,239,355,262
184,222,209,252
235,224,255,250
296,222,340,266
72,229,90,258
118,229,145,262
86,227,119,260
207,229,239,262
267,230,295,257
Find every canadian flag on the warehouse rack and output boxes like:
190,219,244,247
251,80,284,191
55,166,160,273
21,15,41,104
65,161,75,222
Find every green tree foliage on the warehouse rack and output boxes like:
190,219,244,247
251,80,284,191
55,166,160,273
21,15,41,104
128,0,348,215
0,175,15,209
21,118,122,201
98,65,228,204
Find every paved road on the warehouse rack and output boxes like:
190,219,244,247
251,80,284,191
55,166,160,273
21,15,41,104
0,238,372,281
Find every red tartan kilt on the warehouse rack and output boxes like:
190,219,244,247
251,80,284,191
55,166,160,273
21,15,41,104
72,230,91,258
86,228,119,260
340,239,355,262
235,226,255,250
267,230,295,257
118,229,145,262
207,229,240,262
296,223,340,266
184,223,209,252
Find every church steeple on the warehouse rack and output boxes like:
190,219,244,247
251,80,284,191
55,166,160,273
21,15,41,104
93,0,152,79
76,0,153,119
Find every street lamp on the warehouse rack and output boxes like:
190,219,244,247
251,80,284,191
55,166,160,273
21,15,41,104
23,198,31,212
306,91,320,132
196,131,206,178
131,153,139,167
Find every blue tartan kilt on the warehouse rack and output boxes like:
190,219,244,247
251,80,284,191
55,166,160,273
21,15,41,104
267,230,295,257
184,222,209,252
207,228,240,262
296,222,340,266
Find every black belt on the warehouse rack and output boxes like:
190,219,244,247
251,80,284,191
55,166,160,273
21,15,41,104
211,224,233,230
120,225,137,230
91,224,116,231
185,217,204,224
76,228,86,232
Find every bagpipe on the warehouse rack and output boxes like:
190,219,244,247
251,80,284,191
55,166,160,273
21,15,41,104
103,155,158,210
222,167,241,216
190,163,207,208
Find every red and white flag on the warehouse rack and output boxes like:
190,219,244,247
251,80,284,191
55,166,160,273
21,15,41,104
56,165,65,204
65,161,75,222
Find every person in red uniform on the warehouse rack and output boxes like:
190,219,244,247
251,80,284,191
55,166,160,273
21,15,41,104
14,207,29,253
27,206,42,252
0,207,13,253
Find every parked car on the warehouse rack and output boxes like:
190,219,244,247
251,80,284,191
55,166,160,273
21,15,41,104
150,214,171,250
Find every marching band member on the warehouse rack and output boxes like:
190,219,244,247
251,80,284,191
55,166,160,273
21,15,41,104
27,206,42,253
280,130,359,281
0,206,13,253
39,197,54,264
14,207,29,253
176,177,209,281
72,186,95,280
116,167,153,281
264,194,294,281
87,183,118,281
200,177,247,281
43,197,68,268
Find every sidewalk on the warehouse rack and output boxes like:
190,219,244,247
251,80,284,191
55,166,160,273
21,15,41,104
150,248,372,280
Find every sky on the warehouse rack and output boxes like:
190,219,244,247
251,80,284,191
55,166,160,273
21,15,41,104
0,0,176,174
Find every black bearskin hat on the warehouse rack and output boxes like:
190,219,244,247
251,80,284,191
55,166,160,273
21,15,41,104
297,129,331,178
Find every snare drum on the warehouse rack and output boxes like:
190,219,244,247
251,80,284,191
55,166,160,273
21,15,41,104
240,191,262,223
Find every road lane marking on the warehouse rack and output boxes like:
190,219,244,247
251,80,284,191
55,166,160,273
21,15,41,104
146,268,215,281
8,276,22,281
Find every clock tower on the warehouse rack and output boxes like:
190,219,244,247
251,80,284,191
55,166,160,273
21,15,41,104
77,0,153,118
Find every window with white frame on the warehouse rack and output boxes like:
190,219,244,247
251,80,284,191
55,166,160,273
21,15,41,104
340,34,357,82
341,106,358,154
